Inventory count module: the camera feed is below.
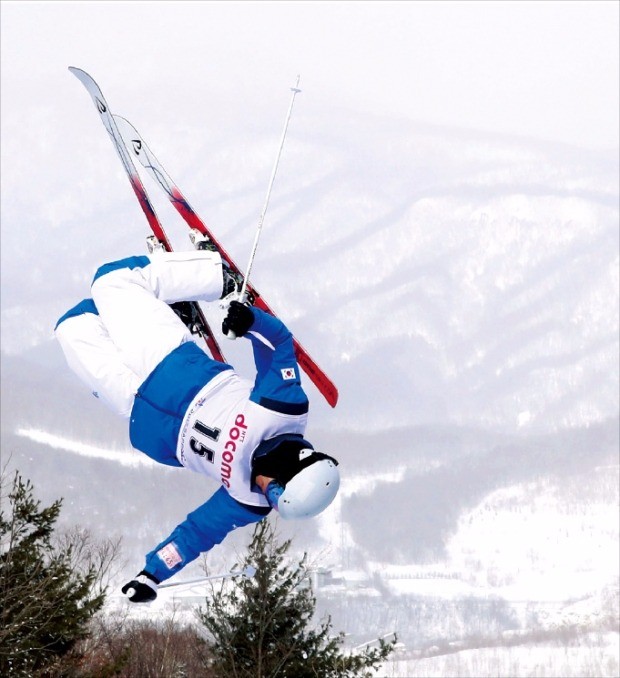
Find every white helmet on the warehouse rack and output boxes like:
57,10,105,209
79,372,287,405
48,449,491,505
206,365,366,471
265,449,340,519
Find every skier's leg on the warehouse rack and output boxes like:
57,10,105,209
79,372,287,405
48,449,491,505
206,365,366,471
55,299,140,418
90,251,223,382
94,250,224,304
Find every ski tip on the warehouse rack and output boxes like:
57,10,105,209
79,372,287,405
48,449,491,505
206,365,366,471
315,377,339,407
68,66,93,86
327,389,339,408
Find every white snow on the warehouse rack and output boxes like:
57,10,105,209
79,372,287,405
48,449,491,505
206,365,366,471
380,632,620,678
15,427,154,468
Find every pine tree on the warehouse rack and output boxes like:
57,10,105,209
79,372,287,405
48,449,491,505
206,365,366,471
198,520,395,677
0,471,107,676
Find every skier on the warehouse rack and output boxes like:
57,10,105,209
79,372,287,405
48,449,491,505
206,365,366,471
55,246,340,603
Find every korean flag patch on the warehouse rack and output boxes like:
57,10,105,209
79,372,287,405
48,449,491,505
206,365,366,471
281,367,296,380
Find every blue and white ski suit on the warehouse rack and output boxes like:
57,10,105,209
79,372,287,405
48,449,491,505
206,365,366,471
55,251,309,582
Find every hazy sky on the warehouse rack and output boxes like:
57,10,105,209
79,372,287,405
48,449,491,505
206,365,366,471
1,1,619,151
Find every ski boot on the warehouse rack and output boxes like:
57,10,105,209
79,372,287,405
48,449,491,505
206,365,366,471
189,228,219,253
170,301,204,336
146,235,166,254
221,267,246,300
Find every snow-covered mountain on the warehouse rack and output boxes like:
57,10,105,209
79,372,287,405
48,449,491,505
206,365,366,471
1,97,618,667
2,104,618,431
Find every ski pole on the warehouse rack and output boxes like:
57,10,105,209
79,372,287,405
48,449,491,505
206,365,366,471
159,565,257,589
125,565,257,598
226,76,301,339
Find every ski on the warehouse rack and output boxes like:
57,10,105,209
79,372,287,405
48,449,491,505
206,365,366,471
113,114,339,408
68,67,225,363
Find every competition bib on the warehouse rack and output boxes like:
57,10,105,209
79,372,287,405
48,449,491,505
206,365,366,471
177,372,308,507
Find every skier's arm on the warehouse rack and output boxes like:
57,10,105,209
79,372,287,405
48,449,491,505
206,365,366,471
246,308,309,413
142,487,269,583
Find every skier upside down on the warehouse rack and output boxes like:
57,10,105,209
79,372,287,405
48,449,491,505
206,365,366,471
55,249,340,603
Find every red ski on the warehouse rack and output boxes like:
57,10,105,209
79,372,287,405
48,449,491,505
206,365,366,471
69,67,225,363
70,67,338,407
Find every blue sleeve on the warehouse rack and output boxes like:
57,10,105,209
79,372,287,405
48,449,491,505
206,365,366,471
246,308,309,415
143,487,269,582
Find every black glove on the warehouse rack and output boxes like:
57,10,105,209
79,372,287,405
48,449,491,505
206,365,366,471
222,300,254,338
121,570,159,603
